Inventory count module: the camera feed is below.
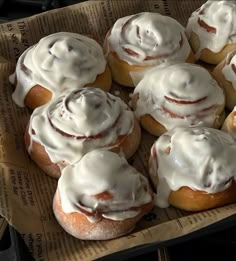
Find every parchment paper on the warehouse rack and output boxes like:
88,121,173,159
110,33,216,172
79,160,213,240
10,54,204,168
1,1,236,260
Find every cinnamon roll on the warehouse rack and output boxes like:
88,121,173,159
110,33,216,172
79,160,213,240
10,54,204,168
25,87,141,178
186,1,236,65
213,50,236,110
53,149,154,240
104,12,195,87
149,126,236,211
221,106,236,139
132,63,225,136
10,32,112,109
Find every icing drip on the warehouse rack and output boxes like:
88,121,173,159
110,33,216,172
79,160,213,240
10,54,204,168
58,149,152,222
186,1,236,57
107,12,191,65
10,32,106,107
149,126,236,208
222,52,236,89
133,63,225,130
28,88,134,165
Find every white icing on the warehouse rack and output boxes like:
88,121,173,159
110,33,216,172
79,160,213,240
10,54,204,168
58,149,152,222
222,52,236,89
10,32,106,107
107,12,191,65
114,90,120,96
149,126,236,208
128,100,133,108
133,63,225,130
186,1,236,57
28,87,134,165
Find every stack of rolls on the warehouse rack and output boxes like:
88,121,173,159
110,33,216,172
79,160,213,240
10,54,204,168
9,1,236,241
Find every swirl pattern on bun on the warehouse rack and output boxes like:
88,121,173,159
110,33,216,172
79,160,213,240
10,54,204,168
149,126,236,211
25,88,141,178
53,149,154,240
10,32,111,109
104,12,194,87
186,1,236,64
132,63,225,136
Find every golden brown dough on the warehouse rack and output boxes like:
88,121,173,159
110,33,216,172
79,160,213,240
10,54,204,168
186,1,236,65
53,189,154,240
132,63,225,136
25,88,141,178
189,32,236,65
212,50,236,110
149,126,236,211
25,118,141,178
10,32,112,109
168,183,236,212
104,12,195,87
22,65,112,110
221,108,236,138
106,51,195,87
53,149,154,240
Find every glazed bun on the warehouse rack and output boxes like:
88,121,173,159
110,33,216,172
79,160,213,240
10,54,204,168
104,12,195,87
149,126,236,211
25,87,141,178
53,149,154,240
132,63,225,136
221,106,236,139
213,50,236,110
186,1,236,65
10,32,112,109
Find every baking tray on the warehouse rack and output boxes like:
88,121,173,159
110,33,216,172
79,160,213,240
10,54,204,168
98,214,236,261
1,214,236,261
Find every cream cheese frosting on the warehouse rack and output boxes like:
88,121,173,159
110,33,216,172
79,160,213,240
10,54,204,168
222,51,236,89
186,1,236,57
149,126,236,208
58,149,152,222
107,12,191,66
133,63,225,130
28,87,134,166
10,32,107,107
